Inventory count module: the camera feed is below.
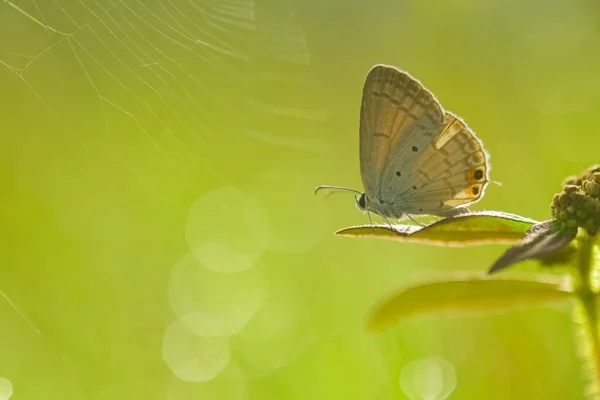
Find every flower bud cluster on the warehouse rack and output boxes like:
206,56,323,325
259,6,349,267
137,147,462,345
551,165,600,235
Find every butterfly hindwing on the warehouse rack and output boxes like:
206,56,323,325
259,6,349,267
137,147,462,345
397,113,490,215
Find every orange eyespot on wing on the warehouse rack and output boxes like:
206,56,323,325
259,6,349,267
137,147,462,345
442,183,486,208
467,167,486,182
469,184,481,196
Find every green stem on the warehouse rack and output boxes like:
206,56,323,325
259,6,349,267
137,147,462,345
572,232,600,398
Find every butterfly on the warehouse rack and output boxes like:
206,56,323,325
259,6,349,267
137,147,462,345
316,64,490,225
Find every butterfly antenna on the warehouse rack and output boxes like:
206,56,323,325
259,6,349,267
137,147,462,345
314,185,362,197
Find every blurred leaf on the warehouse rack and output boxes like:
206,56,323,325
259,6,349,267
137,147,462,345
337,211,538,246
369,272,571,332
488,220,577,274
538,244,578,267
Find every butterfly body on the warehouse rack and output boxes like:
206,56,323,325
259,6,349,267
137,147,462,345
319,64,490,222
356,192,405,219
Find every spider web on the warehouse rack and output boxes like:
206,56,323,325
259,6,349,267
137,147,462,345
0,0,332,356
1,0,327,205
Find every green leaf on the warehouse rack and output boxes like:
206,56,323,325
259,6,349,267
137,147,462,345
369,272,571,332
336,211,538,246
488,220,578,274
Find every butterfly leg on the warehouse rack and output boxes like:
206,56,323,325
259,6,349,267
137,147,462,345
406,213,424,227
367,210,374,231
383,216,394,229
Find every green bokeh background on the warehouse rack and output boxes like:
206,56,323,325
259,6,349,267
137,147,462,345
1,0,598,399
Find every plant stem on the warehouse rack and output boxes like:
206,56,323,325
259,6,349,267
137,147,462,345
572,232,600,398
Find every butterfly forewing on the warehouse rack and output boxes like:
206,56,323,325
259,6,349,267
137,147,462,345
359,65,445,199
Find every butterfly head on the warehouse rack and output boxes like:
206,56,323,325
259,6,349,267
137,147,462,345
355,193,368,212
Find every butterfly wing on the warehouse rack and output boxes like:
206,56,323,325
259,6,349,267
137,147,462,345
383,112,490,216
359,65,445,199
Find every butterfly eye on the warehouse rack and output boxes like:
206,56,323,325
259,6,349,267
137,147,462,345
356,193,367,210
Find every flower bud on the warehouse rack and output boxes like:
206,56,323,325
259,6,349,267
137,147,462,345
564,185,579,194
584,180,600,197
562,175,579,186
552,165,600,236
